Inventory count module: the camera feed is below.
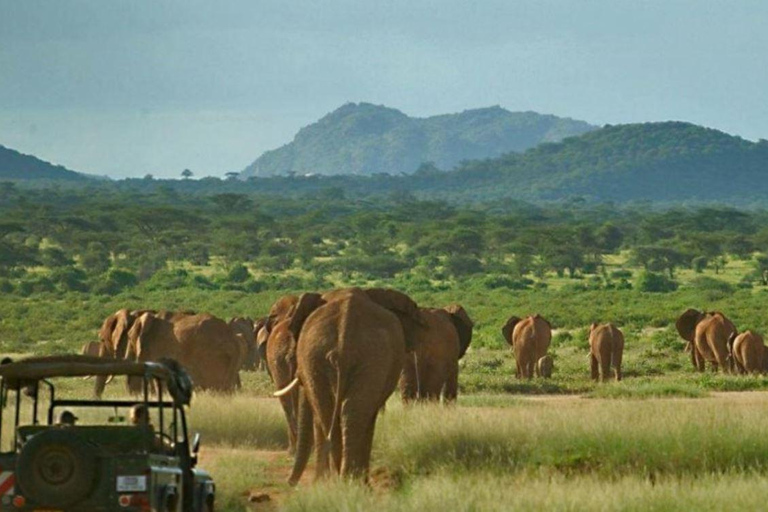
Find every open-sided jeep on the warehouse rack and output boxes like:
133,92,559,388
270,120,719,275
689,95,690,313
0,355,215,511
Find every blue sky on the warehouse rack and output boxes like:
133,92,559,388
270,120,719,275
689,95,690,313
1,1,766,178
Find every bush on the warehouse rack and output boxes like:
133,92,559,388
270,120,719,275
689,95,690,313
143,269,191,291
226,264,251,283
688,276,735,300
93,268,139,295
0,279,13,293
610,269,633,279
636,271,678,293
50,266,89,292
445,255,483,277
482,275,533,290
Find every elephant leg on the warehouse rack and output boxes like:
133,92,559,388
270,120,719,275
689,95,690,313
330,420,342,474
515,359,522,380
590,354,599,381
444,364,459,403
523,359,534,380
399,358,418,403
278,394,297,455
600,357,611,383
359,412,379,481
714,350,730,374
313,420,331,482
694,348,705,372
288,391,314,486
340,410,377,479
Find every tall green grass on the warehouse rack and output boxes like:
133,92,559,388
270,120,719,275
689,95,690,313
282,472,768,512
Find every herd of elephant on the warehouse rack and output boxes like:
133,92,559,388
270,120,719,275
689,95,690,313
81,289,763,485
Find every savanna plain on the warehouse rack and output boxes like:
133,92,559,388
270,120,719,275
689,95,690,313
5,189,768,510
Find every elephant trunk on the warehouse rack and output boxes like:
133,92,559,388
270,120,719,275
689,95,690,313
288,391,314,486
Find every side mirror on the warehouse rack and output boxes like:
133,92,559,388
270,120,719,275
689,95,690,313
192,432,201,454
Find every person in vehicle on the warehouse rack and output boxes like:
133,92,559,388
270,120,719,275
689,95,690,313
131,403,172,453
57,410,78,426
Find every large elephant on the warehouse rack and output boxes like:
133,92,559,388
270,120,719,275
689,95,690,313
258,295,302,452
589,323,624,382
501,314,552,379
730,330,767,374
676,309,736,372
254,318,269,372
228,316,259,371
94,308,155,395
399,304,474,402
125,312,242,393
276,287,422,485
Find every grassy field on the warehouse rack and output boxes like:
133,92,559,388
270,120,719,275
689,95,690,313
4,254,768,510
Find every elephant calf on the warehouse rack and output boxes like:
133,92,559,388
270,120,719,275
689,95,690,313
589,323,624,382
399,304,474,403
537,355,554,378
502,314,552,379
730,330,767,374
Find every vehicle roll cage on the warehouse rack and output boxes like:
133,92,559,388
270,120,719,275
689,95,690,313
0,355,193,453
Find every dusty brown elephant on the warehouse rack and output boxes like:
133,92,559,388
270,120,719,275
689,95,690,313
502,314,552,379
81,341,102,357
730,330,767,374
94,308,155,395
255,319,270,372
676,309,736,372
125,312,242,393
589,323,625,382
229,316,259,371
399,304,474,402
260,295,303,453
266,319,299,454
537,355,554,378
275,287,423,485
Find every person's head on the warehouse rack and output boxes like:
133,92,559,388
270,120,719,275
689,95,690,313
130,404,149,426
58,410,78,426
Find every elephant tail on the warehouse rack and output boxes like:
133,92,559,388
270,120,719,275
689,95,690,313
326,350,343,443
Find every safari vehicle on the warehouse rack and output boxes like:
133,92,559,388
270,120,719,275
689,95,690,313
0,355,215,511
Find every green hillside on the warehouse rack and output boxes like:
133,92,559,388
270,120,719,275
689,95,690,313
0,145,87,181
447,122,768,202
241,103,595,177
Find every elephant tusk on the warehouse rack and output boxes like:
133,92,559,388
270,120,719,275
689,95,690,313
105,375,114,384
273,377,300,398
82,375,93,380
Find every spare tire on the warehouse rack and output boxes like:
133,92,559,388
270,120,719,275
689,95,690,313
16,429,98,508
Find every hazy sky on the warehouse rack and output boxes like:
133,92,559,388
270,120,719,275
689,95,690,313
1,1,766,178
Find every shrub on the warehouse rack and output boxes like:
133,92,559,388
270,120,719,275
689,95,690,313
610,269,633,280
482,275,533,290
0,279,13,293
143,269,191,291
50,266,90,292
93,268,139,295
636,271,678,293
445,255,484,277
226,264,251,283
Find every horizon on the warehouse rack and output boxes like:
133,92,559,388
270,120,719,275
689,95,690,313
2,1,767,178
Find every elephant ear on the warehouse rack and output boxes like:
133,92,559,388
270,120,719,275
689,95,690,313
444,304,474,359
676,308,703,342
364,288,422,351
501,316,521,346
98,311,120,347
111,309,134,359
267,295,299,330
288,293,326,341
533,314,552,330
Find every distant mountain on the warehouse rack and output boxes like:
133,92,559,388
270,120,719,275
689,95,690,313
445,121,768,202
233,122,768,204
0,145,88,181
241,103,596,177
